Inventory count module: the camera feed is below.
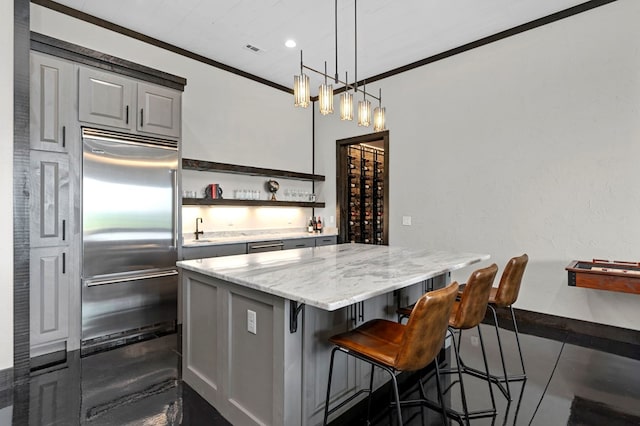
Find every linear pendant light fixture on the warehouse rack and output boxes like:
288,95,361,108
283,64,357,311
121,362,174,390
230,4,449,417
293,0,386,130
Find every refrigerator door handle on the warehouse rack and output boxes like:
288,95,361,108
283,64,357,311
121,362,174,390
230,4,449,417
171,169,178,248
85,270,179,287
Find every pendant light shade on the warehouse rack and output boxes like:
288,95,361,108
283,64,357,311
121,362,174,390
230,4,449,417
340,91,353,121
319,84,333,115
318,62,334,115
358,98,371,127
373,106,386,131
294,73,310,108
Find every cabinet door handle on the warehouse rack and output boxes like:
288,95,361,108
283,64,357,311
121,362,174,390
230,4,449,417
140,109,144,127
62,252,66,274
62,219,66,241
126,106,129,124
62,126,66,148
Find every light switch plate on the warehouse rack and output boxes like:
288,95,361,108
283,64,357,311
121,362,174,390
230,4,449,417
247,310,257,334
402,216,412,226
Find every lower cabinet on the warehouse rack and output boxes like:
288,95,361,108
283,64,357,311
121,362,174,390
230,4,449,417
30,246,70,357
315,236,338,247
283,238,315,250
182,243,247,260
182,235,338,260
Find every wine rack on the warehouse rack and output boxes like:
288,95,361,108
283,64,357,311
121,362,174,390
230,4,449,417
347,145,385,244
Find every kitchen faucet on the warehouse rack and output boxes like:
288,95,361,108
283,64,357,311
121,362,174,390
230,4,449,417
195,217,204,240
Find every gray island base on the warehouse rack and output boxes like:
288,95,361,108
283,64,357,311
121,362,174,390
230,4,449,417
177,244,489,426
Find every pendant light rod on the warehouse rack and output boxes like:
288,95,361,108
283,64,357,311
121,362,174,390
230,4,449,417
334,0,339,83
354,0,358,92
300,50,304,75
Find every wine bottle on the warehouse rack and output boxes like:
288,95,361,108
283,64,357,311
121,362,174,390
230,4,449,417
317,216,323,233
308,217,314,233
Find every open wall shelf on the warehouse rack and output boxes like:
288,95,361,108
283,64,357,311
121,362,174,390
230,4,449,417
182,198,325,208
182,158,325,182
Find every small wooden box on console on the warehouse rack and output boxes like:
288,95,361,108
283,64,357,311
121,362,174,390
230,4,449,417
566,259,640,294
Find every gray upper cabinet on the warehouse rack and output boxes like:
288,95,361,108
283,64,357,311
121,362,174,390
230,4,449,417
78,66,181,139
137,82,181,138
30,151,70,248
30,52,74,152
78,67,134,131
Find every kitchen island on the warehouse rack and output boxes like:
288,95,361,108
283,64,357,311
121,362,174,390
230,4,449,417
177,244,489,426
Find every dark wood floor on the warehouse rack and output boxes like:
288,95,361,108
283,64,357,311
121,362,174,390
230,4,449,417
1,320,638,425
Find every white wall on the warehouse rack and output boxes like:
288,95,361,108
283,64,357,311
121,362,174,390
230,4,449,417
0,0,15,371
316,0,640,331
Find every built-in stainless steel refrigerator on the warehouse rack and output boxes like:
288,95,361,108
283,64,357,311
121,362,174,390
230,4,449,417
81,127,178,354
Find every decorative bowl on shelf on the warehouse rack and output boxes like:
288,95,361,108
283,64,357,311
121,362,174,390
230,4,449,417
266,179,280,201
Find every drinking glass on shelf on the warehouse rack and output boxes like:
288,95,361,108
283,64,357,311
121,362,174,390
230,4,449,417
284,188,290,201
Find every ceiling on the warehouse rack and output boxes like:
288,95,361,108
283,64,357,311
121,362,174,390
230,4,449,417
52,0,590,91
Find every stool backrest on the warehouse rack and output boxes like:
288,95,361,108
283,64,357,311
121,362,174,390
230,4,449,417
394,281,459,371
494,254,529,307
451,264,499,330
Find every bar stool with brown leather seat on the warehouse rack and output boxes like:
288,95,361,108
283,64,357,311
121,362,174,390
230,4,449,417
323,282,459,426
397,264,499,425
461,254,528,400
444,264,499,424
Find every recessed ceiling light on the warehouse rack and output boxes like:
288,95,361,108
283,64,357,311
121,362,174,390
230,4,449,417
285,39,296,48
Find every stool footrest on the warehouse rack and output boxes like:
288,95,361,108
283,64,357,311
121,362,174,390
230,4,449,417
462,364,527,383
325,388,371,418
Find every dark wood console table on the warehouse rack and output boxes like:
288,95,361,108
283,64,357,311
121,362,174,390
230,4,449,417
566,259,640,295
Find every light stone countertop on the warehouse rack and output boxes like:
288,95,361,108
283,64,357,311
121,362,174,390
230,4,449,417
177,243,489,311
182,228,338,247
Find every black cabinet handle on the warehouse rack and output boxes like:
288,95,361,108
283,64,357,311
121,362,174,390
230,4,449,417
140,109,144,127
62,126,66,148
126,106,129,124
62,252,66,274
62,219,66,241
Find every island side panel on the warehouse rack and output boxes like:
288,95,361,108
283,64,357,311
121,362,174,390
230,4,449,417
182,273,222,407
302,304,358,425
182,270,303,426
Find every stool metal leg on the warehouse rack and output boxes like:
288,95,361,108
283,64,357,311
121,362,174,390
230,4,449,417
449,328,471,426
489,304,512,400
461,306,527,401
366,363,375,423
433,361,450,425
323,347,339,426
476,324,496,412
510,305,527,377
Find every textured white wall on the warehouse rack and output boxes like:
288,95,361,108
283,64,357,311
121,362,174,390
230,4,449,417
0,0,14,371
316,0,640,330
